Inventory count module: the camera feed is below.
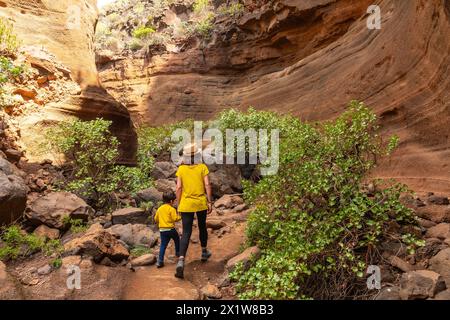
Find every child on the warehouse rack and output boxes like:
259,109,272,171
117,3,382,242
154,191,181,268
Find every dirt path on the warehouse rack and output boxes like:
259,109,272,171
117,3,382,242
122,222,246,300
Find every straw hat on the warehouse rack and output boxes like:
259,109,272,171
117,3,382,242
182,142,202,157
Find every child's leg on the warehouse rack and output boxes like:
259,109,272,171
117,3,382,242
171,229,180,257
158,231,170,264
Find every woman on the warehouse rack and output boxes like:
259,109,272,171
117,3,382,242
175,142,213,279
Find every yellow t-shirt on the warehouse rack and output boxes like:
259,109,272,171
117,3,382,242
176,164,209,212
154,204,180,229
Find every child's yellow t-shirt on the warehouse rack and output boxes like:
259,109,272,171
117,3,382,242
154,204,180,230
176,164,209,212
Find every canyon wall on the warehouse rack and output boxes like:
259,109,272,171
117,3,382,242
98,0,450,192
0,0,136,162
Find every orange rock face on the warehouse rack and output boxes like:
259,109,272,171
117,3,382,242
0,0,136,162
98,0,450,192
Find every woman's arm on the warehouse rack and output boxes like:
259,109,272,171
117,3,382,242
203,175,213,214
176,176,183,209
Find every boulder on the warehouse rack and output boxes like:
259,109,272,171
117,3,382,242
388,255,415,272
25,192,94,229
233,203,248,212
33,225,60,240
374,286,401,300
206,219,226,230
226,246,261,272
106,223,158,248
0,158,25,176
417,218,436,228
37,264,52,276
425,223,450,240
111,207,149,225
214,195,244,209
155,179,176,194
0,171,28,225
434,289,450,300
399,270,446,300
4,149,23,163
152,162,177,180
209,165,243,198
427,195,449,206
130,254,156,267
416,238,448,260
135,187,163,205
201,284,222,299
429,248,450,287
64,223,129,262
416,206,450,223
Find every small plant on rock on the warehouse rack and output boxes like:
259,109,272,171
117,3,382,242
44,118,152,209
130,245,151,258
132,25,156,39
0,225,64,261
0,17,20,54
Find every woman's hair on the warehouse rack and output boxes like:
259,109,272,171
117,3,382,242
182,154,202,165
162,191,176,203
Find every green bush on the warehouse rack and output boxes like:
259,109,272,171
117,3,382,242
137,119,194,158
132,26,156,39
130,245,151,258
220,2,245,17
229,101,423,299
0,225,63,261
193,0,210,13
128,38,144,51
45,118,152,209
62,217,89,234
0,18,20,54
194,14,215,38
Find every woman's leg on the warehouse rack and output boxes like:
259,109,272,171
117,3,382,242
196,210,208,248
176,213,194,278
179,213,194,258
197,210,211,261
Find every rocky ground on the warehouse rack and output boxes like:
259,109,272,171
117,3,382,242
2,126,450,300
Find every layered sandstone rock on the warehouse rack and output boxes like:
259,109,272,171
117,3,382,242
98,0,450,192
0,0,136,162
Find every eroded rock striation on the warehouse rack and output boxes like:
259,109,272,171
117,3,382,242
0,0,137,162
98,0,450,192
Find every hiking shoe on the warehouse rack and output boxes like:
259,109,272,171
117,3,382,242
175,259,184,279
156,261,164,268
201,250,212,262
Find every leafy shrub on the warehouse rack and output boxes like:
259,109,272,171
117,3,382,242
194,13,215,38
130,245,151,258
132,26,156,39
0,18,20,54
44,118,152,209
220,2,245,17
0,225,63,261
137,119,195,158
51,257,63,269
62,217,89,234
128,38,144,51
193,0,210,13
229,101,422,299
